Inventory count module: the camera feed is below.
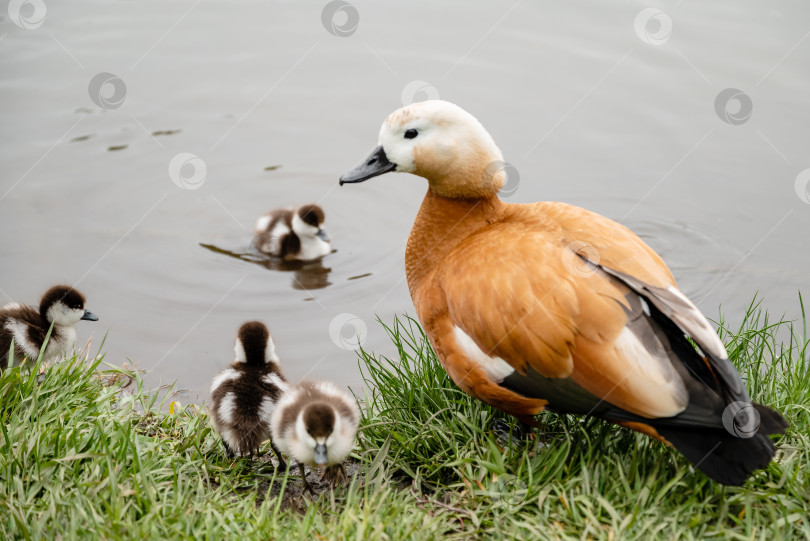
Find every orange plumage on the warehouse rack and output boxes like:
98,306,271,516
340,100,787,485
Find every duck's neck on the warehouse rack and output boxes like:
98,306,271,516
405,190,505,296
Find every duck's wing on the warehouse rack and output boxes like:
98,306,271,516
0,305,48,367
434,220,691,419
531,202,752,404
531,201,678,288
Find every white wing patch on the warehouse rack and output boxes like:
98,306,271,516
210,368,240,394
255,214,272,232
452,326,515,383
267,221,291,254
613,327,688,417
259,396,276,423
263,372,288,392
5,319,41,360
218,392,237,424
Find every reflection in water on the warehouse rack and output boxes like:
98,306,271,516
199,243,333,290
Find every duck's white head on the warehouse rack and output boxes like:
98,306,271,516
234,320,279,365
340,100,505,198
40,285,98,327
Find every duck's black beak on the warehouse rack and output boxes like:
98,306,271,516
316,229,330,242
314,443,328,465
339,146,396,185
81,310,99,321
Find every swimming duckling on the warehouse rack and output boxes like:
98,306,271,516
270,380,359,493
0,285,98,370
254,204,331,261
210,321,288,467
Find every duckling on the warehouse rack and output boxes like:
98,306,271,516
338,99,788,486
270,380,359,493
210,321,288,467
254,204,331,261
0,285,98,370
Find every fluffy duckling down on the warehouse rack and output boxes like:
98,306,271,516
339,99,787,486
1,285,98,371
270,380,359,493
210,321,288,467
254,204,331,261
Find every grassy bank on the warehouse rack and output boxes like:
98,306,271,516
1,299,808,540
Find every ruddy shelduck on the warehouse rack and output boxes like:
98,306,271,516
339,100,787,485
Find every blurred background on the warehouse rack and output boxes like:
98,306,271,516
1,0,808,404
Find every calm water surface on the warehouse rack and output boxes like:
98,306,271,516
2,1,808,403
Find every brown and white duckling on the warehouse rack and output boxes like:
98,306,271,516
270,381,360,493
0,285,98,370
210,321,288,467
253,204,331,261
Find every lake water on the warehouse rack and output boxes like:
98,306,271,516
2,1,808,403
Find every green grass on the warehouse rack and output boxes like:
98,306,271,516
1,297,808,540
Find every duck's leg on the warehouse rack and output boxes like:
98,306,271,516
491,418,537,443
298,463,315,495
518,420,537,441
271,442,287,471
321,463,347,487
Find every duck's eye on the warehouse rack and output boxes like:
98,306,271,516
404,129,418,139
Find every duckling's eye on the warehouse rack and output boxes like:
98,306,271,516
404,129,418,139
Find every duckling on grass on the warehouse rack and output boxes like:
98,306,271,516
270,380,359,494
1,285,98,371
210,321,288,468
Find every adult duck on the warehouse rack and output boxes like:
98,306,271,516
339,100,787,485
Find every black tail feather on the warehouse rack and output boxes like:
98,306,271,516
655,424,778,486
754,403,789,436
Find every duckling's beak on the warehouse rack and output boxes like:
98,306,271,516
339,146,395,185
316,229,330,242
81,310,99,321
314,443,328,465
